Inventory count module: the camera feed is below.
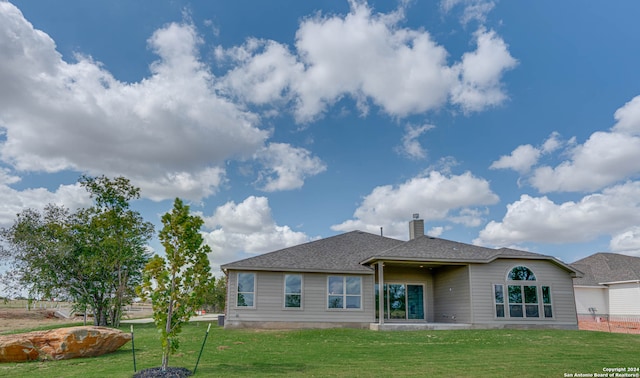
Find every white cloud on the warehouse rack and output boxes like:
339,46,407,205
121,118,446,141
0,182,91,228
332,171,499,239
530,97,640,193
531,131,640,193
426,226,445,237
397,123,434,160
490,132,562,174
0,4,269,200
217,2,516,122
202,196,310,270
135,168,226,202
441,0,496,25
292,2,456,121
490,144,540,174
612,96,640,135
450,28,518,113
449,208,487,227
253,143,327,192
215,38,301,105
610,227,640,257
0,167,20,185
541,131,562,153
475,181,640,247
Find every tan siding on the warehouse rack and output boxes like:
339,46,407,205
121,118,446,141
226,270,374,326
609,283,640,315
433,266,470,323
470,259,578,327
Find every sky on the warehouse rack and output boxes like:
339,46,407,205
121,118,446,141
1,0,640,278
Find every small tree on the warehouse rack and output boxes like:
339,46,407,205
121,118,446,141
140,198,212,371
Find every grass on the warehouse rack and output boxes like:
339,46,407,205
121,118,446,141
1,322,639,377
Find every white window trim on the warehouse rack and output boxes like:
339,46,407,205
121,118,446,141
327,275,362,311
283,273,303,310
236,272,256,309
507,283,541,319
492,282,555,320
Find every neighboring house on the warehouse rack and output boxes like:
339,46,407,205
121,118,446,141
221,218,581,330
571,253,640,318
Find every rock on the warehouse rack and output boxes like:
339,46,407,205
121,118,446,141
0,326,131,362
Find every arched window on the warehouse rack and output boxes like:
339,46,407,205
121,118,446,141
508,266,536,281
493,265,553,319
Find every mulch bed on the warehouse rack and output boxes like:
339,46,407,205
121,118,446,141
133,367,192,378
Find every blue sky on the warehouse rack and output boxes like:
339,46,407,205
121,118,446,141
1,0,640,275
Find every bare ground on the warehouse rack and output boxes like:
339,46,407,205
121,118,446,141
0,308,81,334
579,319,640,334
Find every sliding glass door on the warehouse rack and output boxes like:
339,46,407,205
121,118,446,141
376,283,425,321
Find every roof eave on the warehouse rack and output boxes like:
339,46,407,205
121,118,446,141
491,255,583,278
361,256,489,265
362,254,582,277
222,266,375,275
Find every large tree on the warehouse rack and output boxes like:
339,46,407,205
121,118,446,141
78,175,154,327
140,198,213,371
0,175,153,327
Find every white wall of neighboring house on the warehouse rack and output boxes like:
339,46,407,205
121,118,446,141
608,282,640,316
574,286,608,315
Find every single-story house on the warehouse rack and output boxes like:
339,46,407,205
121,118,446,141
221,218,581,330
571,253,640,318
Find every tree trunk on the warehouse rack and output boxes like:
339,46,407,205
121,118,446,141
162,269,177,371
92,296,107,326
161,339,170,371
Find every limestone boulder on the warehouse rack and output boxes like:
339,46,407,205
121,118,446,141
0,326,131,362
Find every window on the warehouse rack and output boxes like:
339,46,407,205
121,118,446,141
376,283,425,320
508,266,536,281
508,285,539,318
493,266,553,319
328,276,361,309
284,274,302,308
237,273,255,307
542,286,553,318
494,284,505,318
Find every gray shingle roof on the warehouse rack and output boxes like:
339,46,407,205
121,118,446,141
360,236,546,264
221,231,403,274
571,252,640,286
222,230,578,275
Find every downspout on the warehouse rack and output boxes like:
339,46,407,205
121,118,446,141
223,269,229,326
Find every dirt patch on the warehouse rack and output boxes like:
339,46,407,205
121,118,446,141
0,308,81,334
579,319,640,334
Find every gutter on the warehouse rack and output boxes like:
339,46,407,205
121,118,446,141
597,279,640,285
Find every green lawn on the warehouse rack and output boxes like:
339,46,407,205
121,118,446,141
1,322,638,377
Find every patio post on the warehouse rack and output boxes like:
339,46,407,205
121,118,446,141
378,261,384,325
